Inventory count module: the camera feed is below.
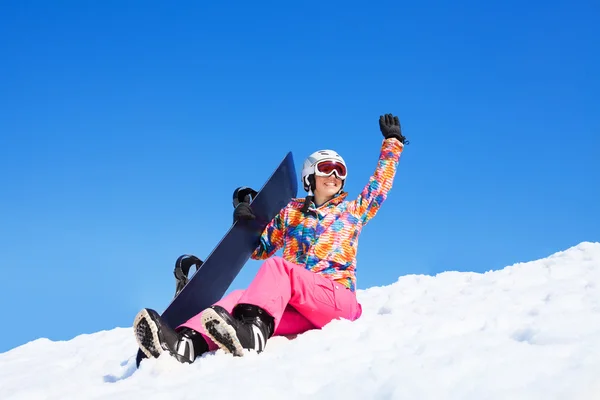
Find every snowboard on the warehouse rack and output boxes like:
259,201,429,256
136,151,298,367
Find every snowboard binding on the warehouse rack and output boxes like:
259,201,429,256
174,254,204,298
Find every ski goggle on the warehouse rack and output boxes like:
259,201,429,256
314,160,347,179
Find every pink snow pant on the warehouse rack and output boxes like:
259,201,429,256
177,256,362,352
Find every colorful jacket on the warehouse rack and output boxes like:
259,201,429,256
251,138,404,292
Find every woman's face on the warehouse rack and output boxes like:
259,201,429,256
314,174,343,198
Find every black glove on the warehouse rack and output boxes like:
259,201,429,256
379,113,409,145
233,202,255,223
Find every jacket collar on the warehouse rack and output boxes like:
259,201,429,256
290,191,348,211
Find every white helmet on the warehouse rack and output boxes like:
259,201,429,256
301,149,347,193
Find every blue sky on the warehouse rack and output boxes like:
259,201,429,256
1,0,598,353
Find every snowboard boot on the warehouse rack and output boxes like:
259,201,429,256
133,308,208,364
200,304,274,357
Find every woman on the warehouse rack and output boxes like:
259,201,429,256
133,113,408,364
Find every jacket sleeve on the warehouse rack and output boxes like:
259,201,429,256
349,138,404,225
250,206,286,260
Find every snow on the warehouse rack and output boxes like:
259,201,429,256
2,242,600,400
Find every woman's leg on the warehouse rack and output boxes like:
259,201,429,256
176,291,318,352
200,256,362,355
237,256,362,329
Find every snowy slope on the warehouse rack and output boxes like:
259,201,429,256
1,242,600,400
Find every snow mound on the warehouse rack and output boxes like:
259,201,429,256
1,242,599,400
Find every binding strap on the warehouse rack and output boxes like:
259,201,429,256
174,254,204,297
233,186,258,208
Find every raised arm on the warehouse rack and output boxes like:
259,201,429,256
350,114,407,225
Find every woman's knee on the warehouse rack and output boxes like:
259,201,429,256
214,289,245,309
259,256,289,272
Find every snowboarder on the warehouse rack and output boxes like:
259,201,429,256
133,113,408,363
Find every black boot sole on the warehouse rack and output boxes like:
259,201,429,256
133,309,165,359
201,308,245,357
